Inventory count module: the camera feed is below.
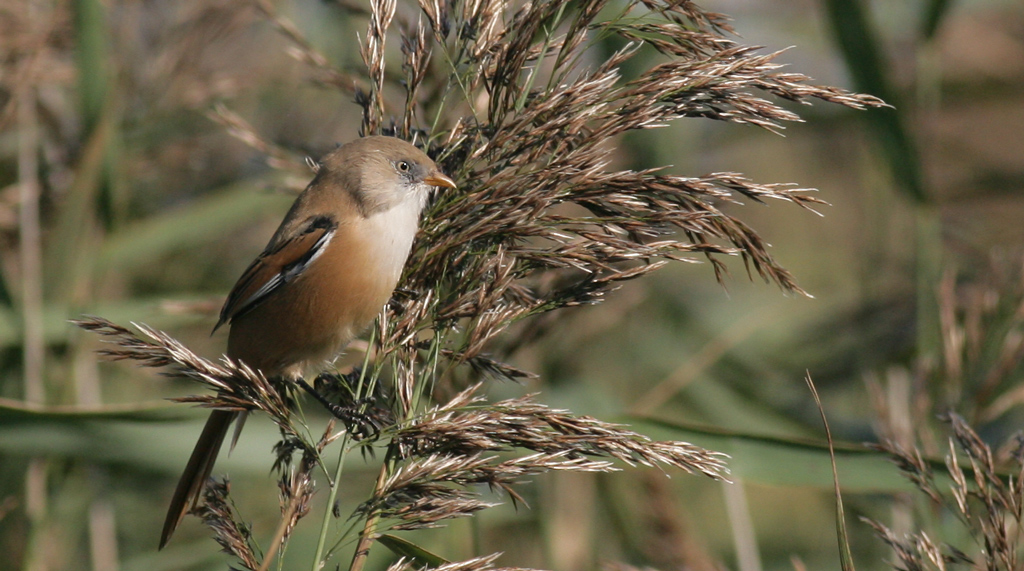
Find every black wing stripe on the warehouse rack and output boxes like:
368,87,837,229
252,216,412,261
237,226,334,312
215,216,338,329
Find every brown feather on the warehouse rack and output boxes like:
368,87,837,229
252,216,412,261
159,409,235,549
214,217,337,332
226,221,395,375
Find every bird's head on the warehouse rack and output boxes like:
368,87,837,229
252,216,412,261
319,136,456,217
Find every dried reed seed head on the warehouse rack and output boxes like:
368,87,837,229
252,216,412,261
386,553,528,571
193,478,261,570
363,6,879,360
73,316,294,430
869,410,1024,571
392,388,729,480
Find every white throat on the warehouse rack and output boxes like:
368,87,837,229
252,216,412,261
364,191,427,285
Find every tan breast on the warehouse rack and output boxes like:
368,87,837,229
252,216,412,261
226,219,405,379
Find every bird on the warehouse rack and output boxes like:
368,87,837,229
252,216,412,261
159,135,456,548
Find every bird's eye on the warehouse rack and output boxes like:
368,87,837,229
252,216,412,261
397,161,411,172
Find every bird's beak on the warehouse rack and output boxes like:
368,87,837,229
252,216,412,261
424,172,457,190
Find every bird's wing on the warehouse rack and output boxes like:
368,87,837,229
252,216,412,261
213,215,338,332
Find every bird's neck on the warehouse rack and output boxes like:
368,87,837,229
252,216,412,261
360,196,425,286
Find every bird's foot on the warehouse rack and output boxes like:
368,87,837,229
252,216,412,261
297,378,386,439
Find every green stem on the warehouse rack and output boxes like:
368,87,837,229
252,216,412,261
409,330,441,415
313,436,353,571
349,459,392,571
358,324,379,402
913,27,942,363
516,2,568,112
313,322,379,570
429,39,477,139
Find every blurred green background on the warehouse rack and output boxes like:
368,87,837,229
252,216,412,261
2,0,1023,570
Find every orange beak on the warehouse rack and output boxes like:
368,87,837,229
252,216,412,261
424,172,457,190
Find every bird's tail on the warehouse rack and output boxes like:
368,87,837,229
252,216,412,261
159,409,236,548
